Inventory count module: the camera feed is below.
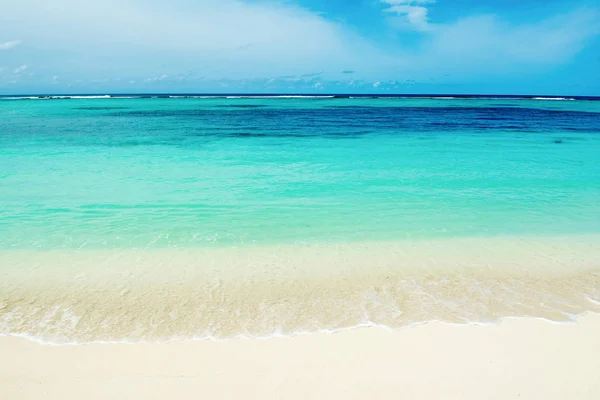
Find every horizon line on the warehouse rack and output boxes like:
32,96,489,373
1,92,600,99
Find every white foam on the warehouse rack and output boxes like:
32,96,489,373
68,95,111,99
225,95,334,99
0,95,113,100
0,96,39,100
169,96,213,99
532,97,576,101
0,312,591,347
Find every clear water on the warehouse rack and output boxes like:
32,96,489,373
2,96,600,343
1,96,599,249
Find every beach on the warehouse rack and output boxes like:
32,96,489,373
2,314,600,399
1,96,600,397
3,0,600,396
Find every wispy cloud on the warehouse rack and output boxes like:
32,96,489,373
425,9,600,69
145,74,170,82
0,40,22,50
13,65,28,74
382,0,435,31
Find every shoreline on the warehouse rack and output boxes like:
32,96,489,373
2,234,600,343
0,312,594,346
2,313,599,399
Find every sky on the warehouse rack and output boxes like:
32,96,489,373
1,0,599,95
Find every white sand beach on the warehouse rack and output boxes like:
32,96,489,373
2,313,599,400
2,237,599,398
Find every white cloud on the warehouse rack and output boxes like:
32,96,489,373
425,9,600,69
382,0,436,31
363,7,600,80
13,65,28,74
0,1,598,92
145,74,170,82
0,40,22,50
0,0,361,78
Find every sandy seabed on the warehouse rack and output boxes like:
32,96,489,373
2,235,600,342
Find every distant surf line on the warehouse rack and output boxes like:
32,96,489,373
1,94,598,101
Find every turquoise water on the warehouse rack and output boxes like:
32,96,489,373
1,96,599,249
2,96,600,343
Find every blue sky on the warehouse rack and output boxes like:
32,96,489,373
1,0,599,94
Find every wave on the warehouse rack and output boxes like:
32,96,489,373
168,95,214,99
0,94,592,102
532,97,576,101
1,236,599,345
65,95,111,99
225,95,335,99
1,312,592,346
0,96,41,100
0,95,112,100
0,95,340,101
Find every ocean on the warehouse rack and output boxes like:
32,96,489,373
1,95,599,343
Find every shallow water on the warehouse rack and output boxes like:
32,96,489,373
2,96,599,249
